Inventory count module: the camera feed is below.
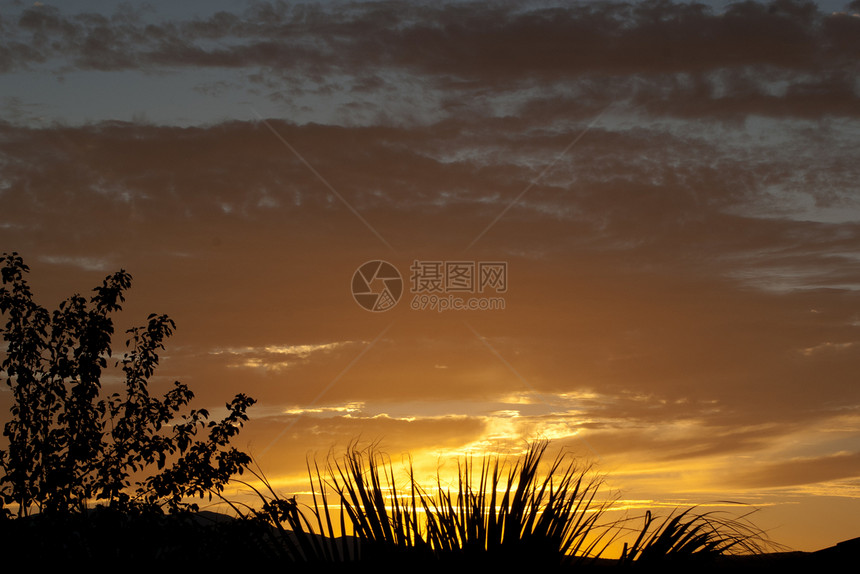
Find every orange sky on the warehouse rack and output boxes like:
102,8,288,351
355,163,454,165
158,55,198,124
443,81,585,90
1,0,859,552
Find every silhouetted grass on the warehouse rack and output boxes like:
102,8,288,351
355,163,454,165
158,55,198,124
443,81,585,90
239,440,777,569
414,440,613,567
617,506,773,566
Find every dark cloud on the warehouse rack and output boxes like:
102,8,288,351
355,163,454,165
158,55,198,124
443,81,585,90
4,112,857,453
581,420,803,461
2,1,859,120
734,451,860,488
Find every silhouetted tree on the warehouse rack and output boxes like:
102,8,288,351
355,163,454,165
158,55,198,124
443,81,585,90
0,252,255,517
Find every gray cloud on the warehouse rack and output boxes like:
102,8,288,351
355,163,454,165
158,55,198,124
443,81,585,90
734,451,860,488
2,1,859,121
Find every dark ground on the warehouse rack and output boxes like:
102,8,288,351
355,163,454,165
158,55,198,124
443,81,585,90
1,510,856,572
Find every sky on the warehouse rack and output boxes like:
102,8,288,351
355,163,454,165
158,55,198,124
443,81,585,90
1,0,860,553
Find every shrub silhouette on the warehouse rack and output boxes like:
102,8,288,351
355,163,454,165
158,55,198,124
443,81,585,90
0,252,255,517
243,440,778,569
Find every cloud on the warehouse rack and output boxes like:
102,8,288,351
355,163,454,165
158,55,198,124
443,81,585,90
37,254,110,270
210,341,359,371
734,451,860,488
1,113,857,438
2,1,859,123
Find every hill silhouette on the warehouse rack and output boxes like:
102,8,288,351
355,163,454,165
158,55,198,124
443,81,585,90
1,508,856,571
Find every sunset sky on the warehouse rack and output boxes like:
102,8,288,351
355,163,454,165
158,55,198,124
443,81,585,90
2,0,859,552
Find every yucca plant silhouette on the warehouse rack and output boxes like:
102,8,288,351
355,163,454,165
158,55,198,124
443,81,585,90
618,506,774,567
327,444,432,565
237,439,776,569
244,440,618,567
234,460,358,564
416,440,613,567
